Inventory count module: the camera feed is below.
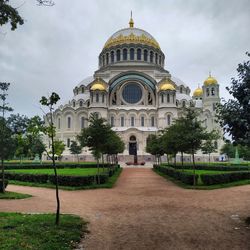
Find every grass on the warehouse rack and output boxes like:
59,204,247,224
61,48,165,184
9,168,123,190
6,168,108,176
0,213,87,250
154,168,250,190
0,191,32,199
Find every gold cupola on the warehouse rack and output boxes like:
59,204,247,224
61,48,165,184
204,73,218,86
159,79,176,91
90,78,106,91
193,86,203,97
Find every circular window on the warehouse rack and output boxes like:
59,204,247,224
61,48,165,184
122,83,142,104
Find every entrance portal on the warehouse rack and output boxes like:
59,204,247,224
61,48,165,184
129,135,138,164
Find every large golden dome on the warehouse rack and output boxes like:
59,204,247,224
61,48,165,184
159,80,176,91
103,18,160,50
204,74,218,86
193,87,203,97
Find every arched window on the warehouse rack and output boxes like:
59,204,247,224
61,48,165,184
81,117,85,129
161,94,164,103
211,88,215,96
79,101,83,107
143,49,148,61
151,116,155,126
123,48,127,60
102,93,105,103
106,53,109,65
121,116,125,127
159,55,162,65
155,53,158,64
167,115,171,126
76,89,79,95
111,51,114,63
72,101,75,107
67,117,71,129
81,87,84,93
180,87,183,93
130,48,134,60
131,116,135,126
116,50,121,61
167,94,170,103
58,118,61,129
67,138,70,148
96,93,99,102
182,101,186,108
141,116,145,126
91,92,93,102
137,48,141,60
206,88,210,96
102,55,105,66
110,116,114,127
150,51,153,62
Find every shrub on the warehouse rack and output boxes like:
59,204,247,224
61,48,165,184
154,165,198,185
5,173,49,183
200,171,250,185
0,179,8,192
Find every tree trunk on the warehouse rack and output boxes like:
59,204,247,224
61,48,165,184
102,154,104,172
181,152,184,170
97,158,100,184
174,155,176,166
77,154,79,164
192,152,196,187
1,158,5,193
208,153,211,164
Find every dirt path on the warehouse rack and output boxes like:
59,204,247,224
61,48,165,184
1,168,250,250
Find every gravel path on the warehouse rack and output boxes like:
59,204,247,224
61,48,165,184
1,168,250,250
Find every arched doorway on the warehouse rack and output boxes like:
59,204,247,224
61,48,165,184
129,135,138,164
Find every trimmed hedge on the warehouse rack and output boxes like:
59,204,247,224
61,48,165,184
4,163,119,170
0,179,8,192
5,166,119,187
154,165,198,185
201,172,250,185
161,164,250,171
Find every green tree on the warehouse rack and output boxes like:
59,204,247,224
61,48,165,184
7,114,29,134
40,92,61,225
0,0,54,30
15,134,29,163
217,52,250,146
201,130,220,163
69,140,82,163
0,82,15,193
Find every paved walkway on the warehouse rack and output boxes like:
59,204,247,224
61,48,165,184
1,168,250,250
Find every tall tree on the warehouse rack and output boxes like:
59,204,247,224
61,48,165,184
40,92,61,225
217,52,250,146
0,82,14,193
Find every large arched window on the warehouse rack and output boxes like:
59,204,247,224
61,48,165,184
180,87,183,93
96,93,99,102
137,48,141,60
151,116,155,126
79,101,83,107
141,116,145,127
167,115,171,126
161,94,164,103
155,53,158,64
102,93,105,103
116,49,121,61
106,53,109,65
81,117,85,129
111,51,114,63
150,51,153,62
67,117,71,129
123,48,127,60
143,49,148,61
102,55,105,66
131,116,135,126
130,48,134,60
121,116,125,127
167,94,170,103
110,116,114,127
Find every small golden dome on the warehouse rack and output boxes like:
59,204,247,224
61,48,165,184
159,82,176,91
90,79,106,91
204,74,218,86
193,87,203,97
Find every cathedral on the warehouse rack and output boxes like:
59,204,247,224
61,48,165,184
49,16,223,162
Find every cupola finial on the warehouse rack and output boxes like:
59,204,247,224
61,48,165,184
129,11,134,28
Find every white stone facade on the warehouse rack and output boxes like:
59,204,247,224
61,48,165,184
47,20,223,162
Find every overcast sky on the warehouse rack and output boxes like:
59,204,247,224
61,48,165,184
0,0,249,117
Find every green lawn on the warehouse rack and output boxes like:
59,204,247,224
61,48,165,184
0,213,87,250
6,168,108,176
181,169,233,174
0,191,32,199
